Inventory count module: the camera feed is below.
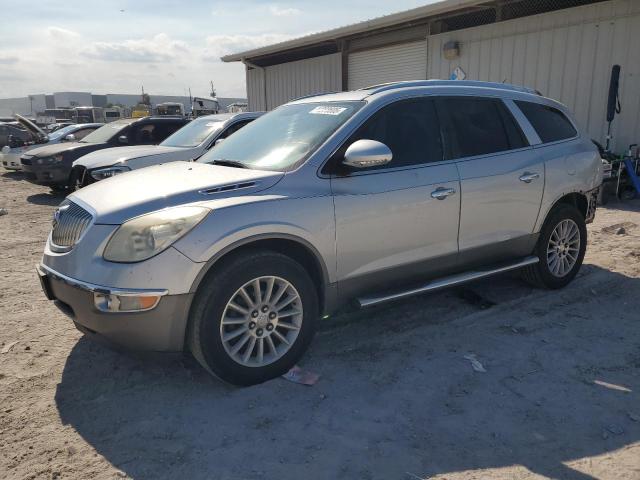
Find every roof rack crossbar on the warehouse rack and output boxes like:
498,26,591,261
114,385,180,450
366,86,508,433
360,80,539,95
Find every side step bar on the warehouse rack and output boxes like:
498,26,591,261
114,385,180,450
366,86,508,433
357,256,539,308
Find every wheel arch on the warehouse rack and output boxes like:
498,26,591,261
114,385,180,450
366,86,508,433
537,191,589,231
188,233,331,318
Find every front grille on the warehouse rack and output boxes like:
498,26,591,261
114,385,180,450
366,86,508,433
51,201,93,249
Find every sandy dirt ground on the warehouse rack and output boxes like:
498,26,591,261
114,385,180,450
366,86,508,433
1,168,640,480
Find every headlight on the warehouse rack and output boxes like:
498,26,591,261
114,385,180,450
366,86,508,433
90,165,131,180
103,206,210,262
37,154,63,165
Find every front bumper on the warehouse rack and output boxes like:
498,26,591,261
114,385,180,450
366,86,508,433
37,263,193,351
21,159,71,186
586,186,599,224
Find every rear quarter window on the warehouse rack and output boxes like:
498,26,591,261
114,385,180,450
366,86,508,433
515,100,577,143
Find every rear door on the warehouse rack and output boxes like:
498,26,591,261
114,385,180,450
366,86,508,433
436,96,543,266
330,97,460,296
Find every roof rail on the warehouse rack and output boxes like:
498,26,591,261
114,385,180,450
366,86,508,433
360,80,540,95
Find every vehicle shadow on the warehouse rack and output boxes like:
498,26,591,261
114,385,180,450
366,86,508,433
1,170,25,181
26,192,66,206
55,265,640,479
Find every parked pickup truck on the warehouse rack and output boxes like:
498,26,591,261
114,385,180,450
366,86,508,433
37,80,602,386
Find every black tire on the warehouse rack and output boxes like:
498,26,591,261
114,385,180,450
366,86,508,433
49,185,68,194
187,250,319,386
522,204,587,289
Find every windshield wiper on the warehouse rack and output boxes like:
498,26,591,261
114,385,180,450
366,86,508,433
211,159,249,169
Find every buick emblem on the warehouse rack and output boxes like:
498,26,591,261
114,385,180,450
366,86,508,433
52,204,70,228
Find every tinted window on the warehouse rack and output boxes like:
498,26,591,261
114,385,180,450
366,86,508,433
438,97,526,159
515,101,577,143
219,120,253,140
345,98,443,170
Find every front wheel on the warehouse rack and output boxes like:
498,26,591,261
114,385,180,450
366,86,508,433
187,250,319,386
522,204,587,289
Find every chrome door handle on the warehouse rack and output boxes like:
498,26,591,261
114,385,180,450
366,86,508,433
519,172,540,183
431,187,456,200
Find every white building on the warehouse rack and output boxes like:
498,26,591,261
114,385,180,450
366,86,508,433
222,0,640,152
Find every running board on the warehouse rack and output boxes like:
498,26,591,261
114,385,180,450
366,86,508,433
357,256,539,308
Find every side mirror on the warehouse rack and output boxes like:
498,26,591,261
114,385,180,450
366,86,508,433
64,134,76,142
118,135,129,145
342,139,393,169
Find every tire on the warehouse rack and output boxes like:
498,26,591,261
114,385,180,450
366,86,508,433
522,204,587,289
187,250,319,386
49,185,68,194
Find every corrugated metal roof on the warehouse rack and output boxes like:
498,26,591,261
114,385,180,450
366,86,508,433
221,0,487,62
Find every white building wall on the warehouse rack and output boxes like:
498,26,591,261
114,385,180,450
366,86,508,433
428,0,640,151
247,53,342,111
0,94,46,117
53,92,93,107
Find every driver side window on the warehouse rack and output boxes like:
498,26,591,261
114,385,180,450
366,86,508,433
327,97,443,173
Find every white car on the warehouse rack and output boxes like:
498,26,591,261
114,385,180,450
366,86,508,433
1,117,102,170
72,112,262,186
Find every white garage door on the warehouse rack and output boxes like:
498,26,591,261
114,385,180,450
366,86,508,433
348,40,428,90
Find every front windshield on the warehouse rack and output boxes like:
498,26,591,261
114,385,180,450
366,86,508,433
80,119,132,144
48,124,77,140
197,102,363,171
161,115,229,148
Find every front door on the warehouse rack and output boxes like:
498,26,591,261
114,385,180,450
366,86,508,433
329,97,461,297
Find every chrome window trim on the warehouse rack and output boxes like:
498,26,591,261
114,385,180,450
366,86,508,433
37,263,168,297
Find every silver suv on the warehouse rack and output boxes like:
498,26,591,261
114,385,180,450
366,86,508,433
38,81,603,385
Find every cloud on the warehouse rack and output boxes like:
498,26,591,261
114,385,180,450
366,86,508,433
0,56,19,65
81,33,190,63
269,5,301,16
202,33,295,60
46,26,80,40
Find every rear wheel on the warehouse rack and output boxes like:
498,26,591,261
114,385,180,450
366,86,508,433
522,204,587,289
187,250,319,386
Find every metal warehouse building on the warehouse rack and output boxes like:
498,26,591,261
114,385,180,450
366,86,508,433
222,0,640,152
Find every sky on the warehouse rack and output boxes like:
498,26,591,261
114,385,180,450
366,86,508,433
0,0,438,99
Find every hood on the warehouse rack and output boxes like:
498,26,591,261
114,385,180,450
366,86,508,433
29,141,104,158
15,114,47,139
74,145,185,169
69,161,284,224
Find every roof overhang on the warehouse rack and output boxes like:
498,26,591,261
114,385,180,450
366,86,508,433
221,0,487,63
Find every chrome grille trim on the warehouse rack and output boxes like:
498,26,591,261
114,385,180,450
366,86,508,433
51,201,94,252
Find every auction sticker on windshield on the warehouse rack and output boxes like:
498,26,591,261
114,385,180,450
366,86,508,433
309,106,347,115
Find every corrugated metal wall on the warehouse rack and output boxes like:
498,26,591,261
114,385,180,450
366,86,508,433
428,0,640,151
246,67,266,112
348,40,428,90
247,53,342,111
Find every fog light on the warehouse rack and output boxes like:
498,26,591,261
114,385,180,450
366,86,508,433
94,293,161,312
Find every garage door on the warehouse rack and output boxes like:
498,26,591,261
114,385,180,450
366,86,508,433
348,40,428,90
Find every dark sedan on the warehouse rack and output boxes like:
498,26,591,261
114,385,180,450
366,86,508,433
21,116,189,191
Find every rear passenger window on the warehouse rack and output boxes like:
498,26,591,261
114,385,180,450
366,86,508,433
515,101,577,143
438,97,527,159
344,98,443,169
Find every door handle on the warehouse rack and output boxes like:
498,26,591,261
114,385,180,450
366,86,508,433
431,187,456,200
519,172,540,183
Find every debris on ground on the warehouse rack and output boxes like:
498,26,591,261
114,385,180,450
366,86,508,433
0,208,7,216
628,412,640,422
1,341,19,354
282,365,320,385
463,354,487,373
602,222,637,234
